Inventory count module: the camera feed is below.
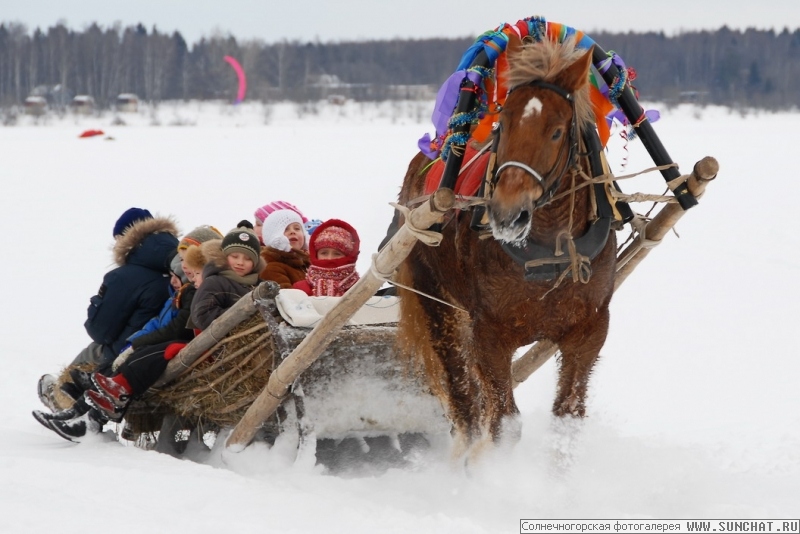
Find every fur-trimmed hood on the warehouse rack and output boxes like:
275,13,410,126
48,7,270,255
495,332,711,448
112,215,180,272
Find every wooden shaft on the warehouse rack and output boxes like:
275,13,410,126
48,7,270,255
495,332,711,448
225,189,456,452
153,281,281,388
511,157,718,388
511,340,558,389
615,156,718,289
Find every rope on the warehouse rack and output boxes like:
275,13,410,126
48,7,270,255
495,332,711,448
388,202,443,246
547,163,680,205
369,253,469,314
519,162,590,297
370,201,470,314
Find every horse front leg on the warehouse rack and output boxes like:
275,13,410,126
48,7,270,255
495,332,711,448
471,326,521,444
552,306,610,418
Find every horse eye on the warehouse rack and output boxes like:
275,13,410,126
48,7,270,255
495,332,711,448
551,129,563,141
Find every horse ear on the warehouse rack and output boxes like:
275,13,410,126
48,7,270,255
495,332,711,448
506,32,523,61
556,46,594,93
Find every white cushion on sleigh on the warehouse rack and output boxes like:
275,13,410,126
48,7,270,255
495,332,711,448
275,288,400,328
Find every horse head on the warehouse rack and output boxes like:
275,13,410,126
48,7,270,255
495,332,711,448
487,39,594,245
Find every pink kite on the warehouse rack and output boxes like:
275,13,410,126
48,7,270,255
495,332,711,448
223,56,247,104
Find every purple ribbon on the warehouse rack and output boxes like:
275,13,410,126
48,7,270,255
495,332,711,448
605,108,660,128
418,69,484,159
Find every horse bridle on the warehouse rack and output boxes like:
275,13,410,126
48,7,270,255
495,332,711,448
490,80,580,209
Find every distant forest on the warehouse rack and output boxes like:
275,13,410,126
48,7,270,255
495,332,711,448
1,21,799,110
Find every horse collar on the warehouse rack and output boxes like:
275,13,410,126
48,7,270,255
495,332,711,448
498,126,614,282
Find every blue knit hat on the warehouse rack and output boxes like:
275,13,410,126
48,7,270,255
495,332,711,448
113,207,153,237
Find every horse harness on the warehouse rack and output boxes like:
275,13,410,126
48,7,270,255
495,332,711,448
481,80,616,282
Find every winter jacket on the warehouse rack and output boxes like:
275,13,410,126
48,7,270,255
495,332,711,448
190,243,263,331
126,286,179,345
84,216,179,363
128,284,197,349
259,247,310,289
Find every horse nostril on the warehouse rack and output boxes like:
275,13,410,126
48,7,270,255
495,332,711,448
514,210,530,228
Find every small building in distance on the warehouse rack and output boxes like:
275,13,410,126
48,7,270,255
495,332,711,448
71,95,95,115
23,96,47,116
116,93,139,112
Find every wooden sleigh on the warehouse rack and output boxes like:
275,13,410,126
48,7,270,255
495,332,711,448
103,149,717,463
100,193,457,461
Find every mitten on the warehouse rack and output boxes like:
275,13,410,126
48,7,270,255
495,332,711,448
112,345,135,372
268,234,291,252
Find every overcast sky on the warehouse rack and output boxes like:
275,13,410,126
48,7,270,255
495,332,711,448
2,0,797,44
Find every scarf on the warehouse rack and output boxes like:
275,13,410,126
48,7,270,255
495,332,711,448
220,269,260,287
305,263,359,297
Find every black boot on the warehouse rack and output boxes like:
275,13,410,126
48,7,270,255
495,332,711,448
59,381,82,402
46,408,103,443
32,406,81,429
69,368,96,393
32,396,90,431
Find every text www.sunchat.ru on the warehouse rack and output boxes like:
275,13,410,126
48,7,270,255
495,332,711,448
519,519,800,533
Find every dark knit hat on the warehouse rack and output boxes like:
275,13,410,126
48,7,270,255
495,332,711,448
178,225,223,251
113,207,152,237
221,228,260,265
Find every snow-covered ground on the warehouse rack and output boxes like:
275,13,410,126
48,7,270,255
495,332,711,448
1,100,798,532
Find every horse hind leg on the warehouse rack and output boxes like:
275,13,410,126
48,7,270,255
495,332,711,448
404,296,485,461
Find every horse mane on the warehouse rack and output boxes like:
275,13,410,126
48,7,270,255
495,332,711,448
503,37,595,129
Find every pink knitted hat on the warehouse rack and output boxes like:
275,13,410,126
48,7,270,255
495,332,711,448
254,200,307,224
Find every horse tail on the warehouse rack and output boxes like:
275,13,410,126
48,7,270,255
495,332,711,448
395,262,449,402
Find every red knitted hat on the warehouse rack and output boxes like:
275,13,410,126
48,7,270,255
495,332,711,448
314,225,356,256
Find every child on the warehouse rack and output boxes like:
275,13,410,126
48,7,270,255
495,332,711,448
112,227,222,370
254,200,307,245
37,227,266,436
120,254,191,354
189,227,264,330
177,225,223,253
259,209,311,288
293,219,360,297
36,208,179,417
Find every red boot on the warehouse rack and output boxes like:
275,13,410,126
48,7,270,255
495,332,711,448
91,372,132,408
85,390,125,420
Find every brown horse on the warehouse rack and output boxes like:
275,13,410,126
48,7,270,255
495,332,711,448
394,37,617,459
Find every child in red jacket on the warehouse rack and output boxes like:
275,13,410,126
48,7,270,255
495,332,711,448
293,219,360,297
